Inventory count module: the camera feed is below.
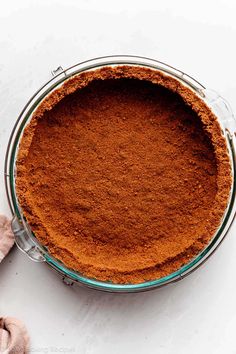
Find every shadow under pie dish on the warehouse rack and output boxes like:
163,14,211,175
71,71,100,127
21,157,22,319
5,56,236,292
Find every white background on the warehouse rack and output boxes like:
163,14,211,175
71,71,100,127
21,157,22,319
1,1,236,353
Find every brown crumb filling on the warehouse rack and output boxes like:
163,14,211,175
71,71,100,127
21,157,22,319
16,66,232,284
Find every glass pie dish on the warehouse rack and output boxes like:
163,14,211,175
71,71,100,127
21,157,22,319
4,55,236,293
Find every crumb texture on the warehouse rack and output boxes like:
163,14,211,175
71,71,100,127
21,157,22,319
16,66,231,284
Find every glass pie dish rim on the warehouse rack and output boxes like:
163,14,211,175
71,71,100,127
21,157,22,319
4,55,236,292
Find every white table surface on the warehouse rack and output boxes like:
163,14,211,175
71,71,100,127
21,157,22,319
1,1,236,353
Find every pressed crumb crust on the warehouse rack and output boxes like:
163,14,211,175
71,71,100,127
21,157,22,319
16,66,232,284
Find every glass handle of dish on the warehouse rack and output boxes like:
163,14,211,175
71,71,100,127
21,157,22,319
200,89,236,135
62,276,74,286
11,216,45,262
51,66,65,77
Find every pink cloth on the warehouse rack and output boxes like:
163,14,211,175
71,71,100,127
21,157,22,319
0,216,29,353
0,215,14,263
0,317,29,353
